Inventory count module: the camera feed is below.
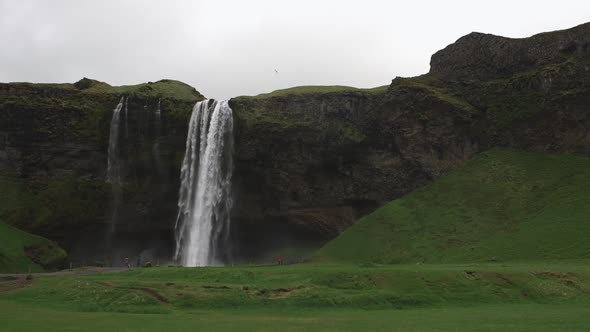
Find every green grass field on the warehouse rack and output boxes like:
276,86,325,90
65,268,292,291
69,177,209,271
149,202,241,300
2,263,590,331
2,149,590,330
315,149,590,264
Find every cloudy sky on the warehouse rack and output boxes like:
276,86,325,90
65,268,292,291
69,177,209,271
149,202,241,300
1,0,589,99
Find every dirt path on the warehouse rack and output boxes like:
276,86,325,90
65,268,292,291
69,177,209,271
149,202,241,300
130,287,170,303
0,267,130,278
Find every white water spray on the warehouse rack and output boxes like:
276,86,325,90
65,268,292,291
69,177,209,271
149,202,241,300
174,100,234,267
107,96,126,233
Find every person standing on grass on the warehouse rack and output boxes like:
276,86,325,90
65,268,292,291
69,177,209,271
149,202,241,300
123,257,130,268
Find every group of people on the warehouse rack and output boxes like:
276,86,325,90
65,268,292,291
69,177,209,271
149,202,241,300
122,256,145,268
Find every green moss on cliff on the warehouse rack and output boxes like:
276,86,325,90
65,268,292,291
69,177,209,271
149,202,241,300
82,79,204,101
391,75,478,116
468,57,590,133
0,79,203,146
0,174,110,236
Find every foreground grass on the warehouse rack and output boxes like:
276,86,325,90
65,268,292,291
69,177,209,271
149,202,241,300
2,301,589,332
315,149,590,264
2,263,590,331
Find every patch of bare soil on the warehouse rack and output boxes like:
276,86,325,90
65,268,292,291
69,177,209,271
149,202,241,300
130,287,170,303
269,286,306,299
534,271,580,289
0,275,32,293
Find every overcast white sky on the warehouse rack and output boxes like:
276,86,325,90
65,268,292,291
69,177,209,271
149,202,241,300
1,0,589,99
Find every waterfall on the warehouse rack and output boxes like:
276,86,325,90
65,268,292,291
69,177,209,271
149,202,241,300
153,99,163,174
174,100,234,267
107,96,125,233
124,96,129,138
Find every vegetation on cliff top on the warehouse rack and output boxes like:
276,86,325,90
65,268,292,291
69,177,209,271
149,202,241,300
315,149,590,263
80,79,204,101
250,84,388,99
2,78,204,102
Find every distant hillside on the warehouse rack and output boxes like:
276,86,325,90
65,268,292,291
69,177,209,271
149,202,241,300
0,223,66,273
314,149,590,263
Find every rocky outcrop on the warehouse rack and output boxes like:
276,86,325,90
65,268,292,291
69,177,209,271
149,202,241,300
430,22,590,81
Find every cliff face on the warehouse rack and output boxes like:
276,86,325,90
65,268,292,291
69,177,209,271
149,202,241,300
430,22,590,81
229,85,479,257
1,23,589,263
431,23,590,154
0,79,202,262
229,22,590,257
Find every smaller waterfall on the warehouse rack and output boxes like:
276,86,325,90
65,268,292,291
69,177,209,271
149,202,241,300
153,99,164,175
107,97,125,233
174,100,234,267
107,97,125,184
124,96,129,138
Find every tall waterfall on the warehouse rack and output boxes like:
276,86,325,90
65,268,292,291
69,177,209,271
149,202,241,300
107,96,126,233
174,100,234,267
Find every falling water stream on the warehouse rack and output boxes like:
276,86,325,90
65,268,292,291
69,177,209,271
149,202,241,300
153,99,164,175
107,97,126,234
174,100,234,267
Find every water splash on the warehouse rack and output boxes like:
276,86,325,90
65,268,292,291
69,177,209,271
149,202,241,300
107,97,125,233
174,100,234,267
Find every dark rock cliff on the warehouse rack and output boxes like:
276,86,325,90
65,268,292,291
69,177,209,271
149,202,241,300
430,22,590,81
229,22,590,257
0,80,202,262
1,22,589,262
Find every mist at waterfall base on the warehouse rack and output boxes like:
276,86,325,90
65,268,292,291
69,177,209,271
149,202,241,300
174,100,234,267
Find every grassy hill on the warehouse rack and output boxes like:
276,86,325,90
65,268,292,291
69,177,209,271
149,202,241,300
250,84,388,99
314,149,590,264
0,223,66,273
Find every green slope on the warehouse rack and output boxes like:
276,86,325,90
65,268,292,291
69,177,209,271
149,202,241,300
314,149,590,263
249,84,388,99
0,223,67,273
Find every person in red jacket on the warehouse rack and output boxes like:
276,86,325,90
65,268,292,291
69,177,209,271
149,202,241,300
123,257,130,268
